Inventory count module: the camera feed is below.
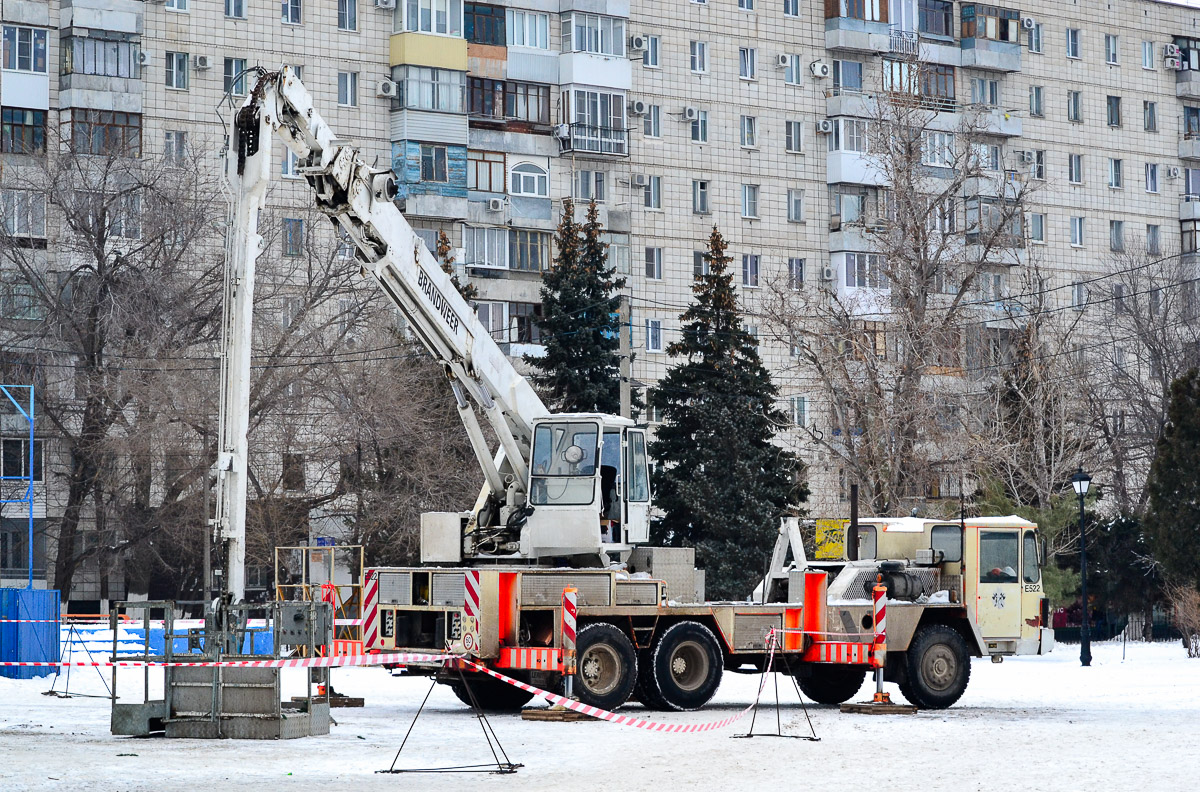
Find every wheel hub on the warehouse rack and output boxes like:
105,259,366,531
579,644,622,696
922,645,957,691
668,640,708,692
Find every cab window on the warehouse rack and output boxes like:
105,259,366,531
980,531,1019,583
931,524,963,563
856,524,877,560
626,431,650,502
530,422,598,506
1022,531,1040,584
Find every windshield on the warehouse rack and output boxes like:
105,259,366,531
530,421,599,506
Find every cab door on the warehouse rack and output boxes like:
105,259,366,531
623,429,651,543
976,530,1022,638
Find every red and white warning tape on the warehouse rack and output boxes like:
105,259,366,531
0,651,458,670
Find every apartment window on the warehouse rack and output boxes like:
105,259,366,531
226,0,246,18
1,109,45,155
420,144,448,181
834,60,863,93
467,150,504,191
1143,41,1155,70
506,9,549,48
645,247,663,280
468,78,504,117
692,180,709,213
464,226,507,268
786,396,807,427
742,253,760,287
740,116,757,147
511,163,547,197
1107,96,1121,126
1066,28,1080,59
919,0,953,36
690,41,708,73
690,110,708,142
574,170,606,202
1032,149,1046,180
783,54,803,85
64,35,140,78
568,13,625,56
0,438,43,481
784,0,799,16
165,0,188,10
396,66,466,113
832,119,868,153
788,257,804,290
1144,101,1157,132
1070,216,1084,247
465,3,505,45
1189,167,1200,196
2,27,46,75
338,0,357,30
970,77,999,107
643,35,660,67
1105,34,1118,64
1067,91,1082,122
476,301,507,338
643,105,661,138
1029,212,1045,243
644,175,662,209
282,147,300,178
739,0,754,9
833,189,863,222
164,130,187,165
224,58,248,96
497,82,544,123
845,252,886,289
282,453,305,490
0,189,46,238
1188,107,1200,137
509,229,549,271
1029,85,1043,117
338,72,359,107
741,185,759,218
965,196,1019,242
972,143,1001,171
1028,22,1042,53
165,51,189,90
785,120,803,153
510,302,543,343
283,218,304,256
1147,224,1162,255
1068,153,1083,184
921,130,954,167
1110,220,1125,251
645,319,663,352
1108,158,1123,188
1071,281,1087,308
693,251,710,279
70,110,142,157
787,189,805,223
404,0,464,36
1146,163,1159,193
739,47,757,79
571,89,626,152
282,0,302,24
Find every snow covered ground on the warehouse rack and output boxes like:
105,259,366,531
0,640,1195,792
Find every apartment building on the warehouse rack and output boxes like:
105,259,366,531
3,0,1199,597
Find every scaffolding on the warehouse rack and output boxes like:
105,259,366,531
274,544,364,644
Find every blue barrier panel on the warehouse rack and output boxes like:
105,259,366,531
0,588,61,679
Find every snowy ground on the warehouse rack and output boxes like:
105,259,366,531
0,640,1195,792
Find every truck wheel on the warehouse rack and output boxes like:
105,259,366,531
795,665,867,705
650,621,724,711
898,624,971,710
635,651,671,710
448,673,535,711
573,622,638,711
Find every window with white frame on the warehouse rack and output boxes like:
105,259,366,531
224,57,248,96
1143,40,1155,69
739,0,754,9
693,251,710,279
421,144,448,181
280,147,299,177
970,77,999,107
226,0,246,17
1108,158,1123,188
785,120,803,153
1147,224,1161,255
690,110,708,142
1067,90,1082,122
164,130,187,165
784,54,803,85
789,396,807,427
645,319,663,352
972,142,1000,171
1146,163,1159,193
783,0,799,15
282,0,301,24
643,105,661,138
1071,280,1087,308
1029,85,1044,117
1068,153,1083,184
788,257,804,289
282,218,304,256
739,47,757,79
690,41,708,73
845,252,887,289
645,247,663,280
507,9,549,48
1070,216,1084,246
510,162,548,196
787,189,805,222
692,180,709,213
165,0,188,10
741,185,759,218
165,51,189,89
1107,95,1122,126
833,59,863,92
1105,34,1118,64
0,189,46,238
742,253,760,286
740,115,757,147
643,35,660,67
1066,28,1080,58
403,0,463,35
833,189,863,222
644,175,662,209
567,14,625,56
1027,22,1042,52
393,66,466,113
464,225,507,268
922,131,954,167
833,119,868,153
338,72,358,106
339,0,357,30
1145,101,1157,131
1029,212,1045,243
476,301,507,338
574,169,606,202
1031,149,1046,180
1110,219,1125,251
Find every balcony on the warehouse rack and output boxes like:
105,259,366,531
958,4,1022,72
827,150,886,186
967,105,1022,137
890,27,919,55
1181,135,1200,161
1178,69,1200,100
825,14,891,54
1181,195,1200,222
557,123,627,156
960,37,1021,71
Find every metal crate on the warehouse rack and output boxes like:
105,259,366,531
615,581,660,605
377,571,412,605
430,572,465,606
733,613,781,651
521,573,612,606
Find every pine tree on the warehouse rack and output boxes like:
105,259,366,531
526,198,626,413
1145,369,1200,588
649,226,804,600
436,230,477,301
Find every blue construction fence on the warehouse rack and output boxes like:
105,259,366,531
0,588,61,680
60,621,275,659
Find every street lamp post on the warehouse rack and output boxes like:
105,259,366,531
1070,467,1092,667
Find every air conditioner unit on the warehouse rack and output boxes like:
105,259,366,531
810,61,830,78
375,0,396,8
1168,57,1184,71
1021,16,1036,30
816,118,835,134
629,35,647,51
487,197,505,212
775,54,791,68
628,100,648,116
1165,43,1182,58
377,79,398,98
820,266,835,282
192,54,211,70
138,51,151,66
631,173,649,188
682,106,699,121
552,123,570,139
1169,166,1182,179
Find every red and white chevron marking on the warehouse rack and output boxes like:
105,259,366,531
0,651,459,670
497,646,561,671
363,570,380,649
872,584,887,669
464,570,481,620
561,587,577,649
814,641,872,664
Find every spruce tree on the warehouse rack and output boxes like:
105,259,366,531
649,226,803,600
526,198,626,413
1145,369,1200,588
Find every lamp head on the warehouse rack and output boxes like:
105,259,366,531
1070,467,1092,498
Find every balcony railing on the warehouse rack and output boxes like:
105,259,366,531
558,123,628,156
890,27,919,55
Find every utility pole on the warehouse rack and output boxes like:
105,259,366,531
619,294,631,419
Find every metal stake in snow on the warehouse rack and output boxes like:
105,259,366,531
561,586,578,699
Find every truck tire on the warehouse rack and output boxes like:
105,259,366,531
649,621,724,711
898,624,971,710
634,650,671,710
573,622,638,711
795,665,867,705
448,673,535,711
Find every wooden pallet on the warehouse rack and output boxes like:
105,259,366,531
840,701,918,714
520,706,595,722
